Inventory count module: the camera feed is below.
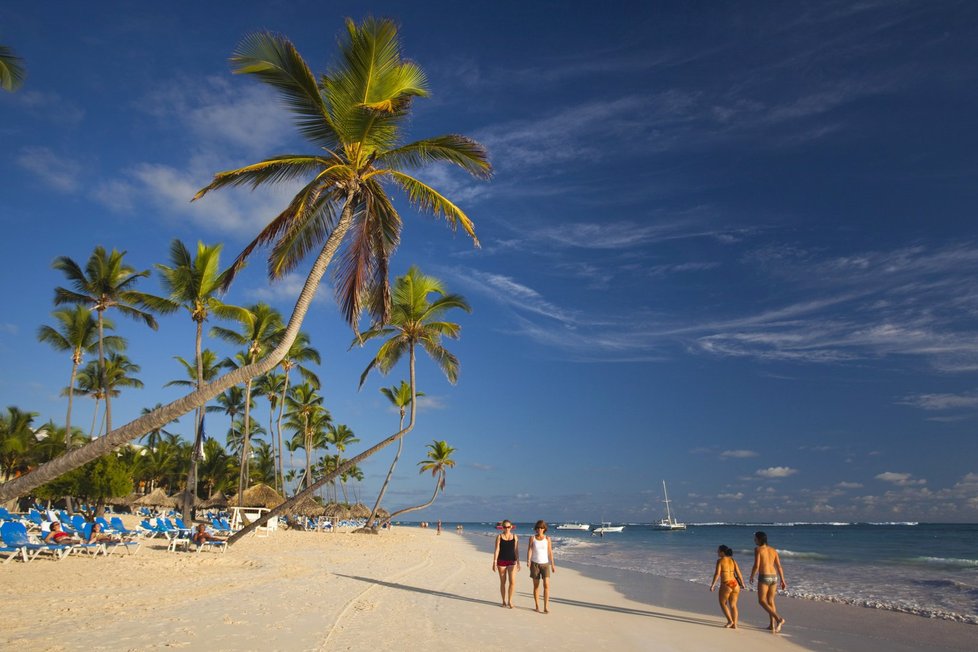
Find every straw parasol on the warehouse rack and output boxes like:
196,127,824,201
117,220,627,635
106,492,137,507
202,490,228,509
375,507,390,519
349,502,371,519
322,502,349,519
230,483,285,509
285,495,325,517
133,487,175,507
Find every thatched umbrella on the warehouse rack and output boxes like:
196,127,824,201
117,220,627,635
202,491,228,509
375,507,390,519
231,483,285,509
349,502,371,519
106,492,137,507
323,502,349,519
133,487,175,508
285,495,325,517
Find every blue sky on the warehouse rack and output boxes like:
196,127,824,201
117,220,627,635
2,1,978,523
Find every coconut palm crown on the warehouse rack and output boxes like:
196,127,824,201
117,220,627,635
192,18,492,327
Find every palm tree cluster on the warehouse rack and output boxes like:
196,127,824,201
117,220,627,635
0,18,484,538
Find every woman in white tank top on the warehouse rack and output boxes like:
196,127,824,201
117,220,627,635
526,520,556,613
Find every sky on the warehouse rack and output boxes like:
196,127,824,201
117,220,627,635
2,1,978,523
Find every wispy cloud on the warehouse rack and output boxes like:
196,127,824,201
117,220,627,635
898,390,978,411
875,471,926,487
721,449,759,459
16,147,82,192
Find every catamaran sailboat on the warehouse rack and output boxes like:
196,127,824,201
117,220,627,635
653,480,686,530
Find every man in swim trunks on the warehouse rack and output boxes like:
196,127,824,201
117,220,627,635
749,530,787,633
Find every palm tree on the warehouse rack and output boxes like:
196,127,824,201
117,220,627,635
74,354,143,436
211,386,248,424
198,438,232,498
284,384,331,490
37,306,124,449
0,43,25,92
0,19,488,520
211,303,283,502
328,424,359,503
151,239,241,517
53,246,159,433
364,381,423,528
355,266,470,388
388,440,456,520
275,332,320,492
253,372,286,492
0,407,38,481
251,440,277,486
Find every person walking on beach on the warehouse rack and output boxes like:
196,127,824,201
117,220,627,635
709,544,746,628
527,520,556,613
492,519,520,608
749,531,787,633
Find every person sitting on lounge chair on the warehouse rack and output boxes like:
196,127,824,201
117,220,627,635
44,521,80,545
193,523,226,545
87,522,122,544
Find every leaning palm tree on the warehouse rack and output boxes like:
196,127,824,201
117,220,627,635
150,239,242,518
387,440,456,521
0,43,25,92
0,19,489,526
363,381,423,529
37,306,124,449
212,303,283,501
137,404,180,452
53,246,159,433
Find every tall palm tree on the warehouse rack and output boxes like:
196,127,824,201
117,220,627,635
364,380,423,528
0,43,25,92
284,384,331,490
275,332,320,492
198,437,232,498
388,440,456,520
151,239,242,516
253,372,286,492
0,407,38,482
211,303,283,501
251,440,277,486
53,246,158,433
0,19,488,518
37,306,124,449
328,424,359,503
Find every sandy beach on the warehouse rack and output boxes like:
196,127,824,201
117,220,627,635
1,523,974,651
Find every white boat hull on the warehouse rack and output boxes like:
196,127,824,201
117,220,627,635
593,525,624,533
556,523,591,531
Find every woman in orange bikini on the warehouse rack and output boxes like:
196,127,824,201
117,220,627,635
709,544,746,629
492,520,520,608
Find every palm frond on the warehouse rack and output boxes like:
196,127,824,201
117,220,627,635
231,33,341,149
377,135,492,179
387,171,479,245
193,156,335,200
0,44,26,92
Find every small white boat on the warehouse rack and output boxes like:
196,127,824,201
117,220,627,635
556,522,591,531
592,522,624,534
653,480,686,530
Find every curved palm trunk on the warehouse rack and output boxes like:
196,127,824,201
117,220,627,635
303,418,312,491
387,471,444,521
65,355,80,446
0,194,355,502
89,397,101,437
183,320,206,522
366,408,405,528
226,336,419,545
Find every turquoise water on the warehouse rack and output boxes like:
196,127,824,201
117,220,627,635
456,521,978,624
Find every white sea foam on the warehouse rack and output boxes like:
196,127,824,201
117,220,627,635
908,556,978,568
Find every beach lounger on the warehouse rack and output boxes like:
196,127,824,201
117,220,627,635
80,522,138,556
0,522,70,561
109,517,138,537
0,529,28,563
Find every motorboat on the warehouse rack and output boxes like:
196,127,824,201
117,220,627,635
592,522,624,534
652,480,686,530
556,522,591,531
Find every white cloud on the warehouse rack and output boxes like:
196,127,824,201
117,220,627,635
756,466,798,478
899,390,978,411
0,323,17,335
836,481,863,489
718,492,744,500
875,472,926,487
17,147,82,192
720,449,759,459
247,273,333,306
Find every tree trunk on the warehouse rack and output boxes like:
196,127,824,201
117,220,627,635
0,195,355,502
276,368,290,495
183,320,205,523
366,410,405,528
90,398,100,437
387,472,443,521
65,358,79,514
226,338,418,545
98,309,112,434
238,375,255,503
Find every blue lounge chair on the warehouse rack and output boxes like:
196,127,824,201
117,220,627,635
0,522,70,561
0,529,28,563
80,522,138,556
110,516,138,537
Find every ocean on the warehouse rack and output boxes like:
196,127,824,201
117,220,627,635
459,521,978,624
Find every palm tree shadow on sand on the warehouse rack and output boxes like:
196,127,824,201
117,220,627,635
334,574,720,628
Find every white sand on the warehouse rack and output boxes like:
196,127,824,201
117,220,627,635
2,522,811,651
